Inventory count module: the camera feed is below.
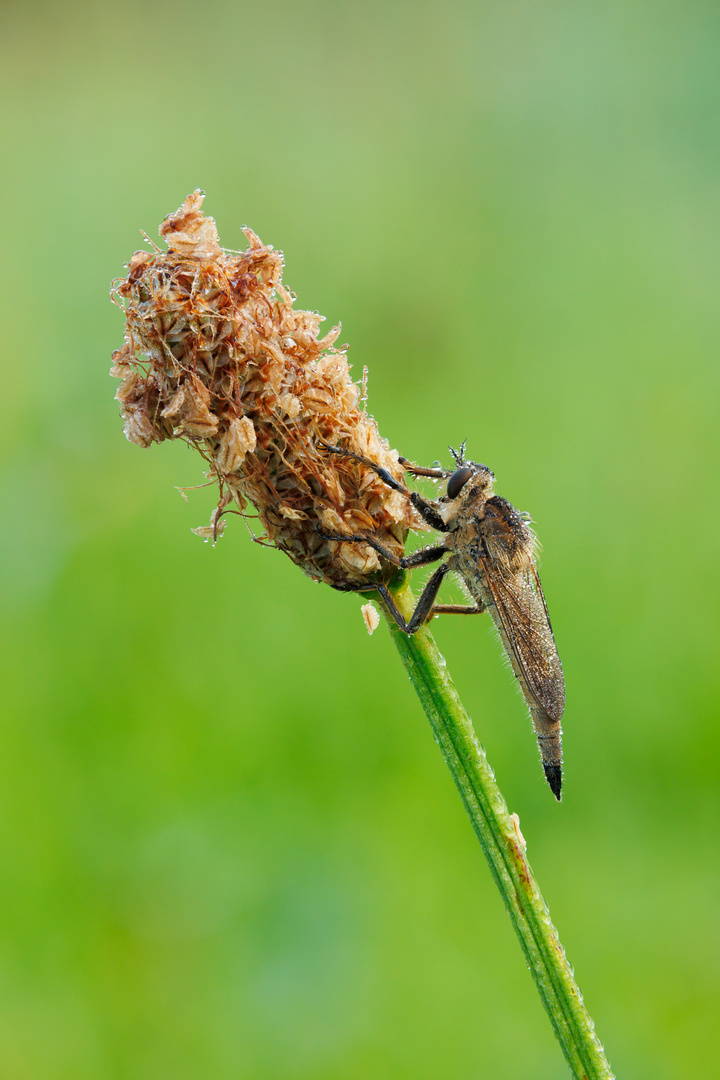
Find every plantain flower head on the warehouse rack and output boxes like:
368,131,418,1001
110,192,421,590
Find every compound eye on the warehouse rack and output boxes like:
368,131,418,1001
447,466,474,499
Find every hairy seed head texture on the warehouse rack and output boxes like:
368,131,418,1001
111,191,422,589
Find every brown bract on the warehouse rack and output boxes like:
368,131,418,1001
110,191,421,589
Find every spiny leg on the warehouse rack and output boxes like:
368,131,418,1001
398,456,448,480
316,524,449,571
431,603,486,616
377,562,453,634
379,594,487,634
320,443,449,533
330,546,484,632
340,577,486,634
319,441,403,487
317,445,467,632
317,520,455,633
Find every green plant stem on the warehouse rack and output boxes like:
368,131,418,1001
379,577,614,1080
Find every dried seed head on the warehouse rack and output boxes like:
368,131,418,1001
110,191,422,589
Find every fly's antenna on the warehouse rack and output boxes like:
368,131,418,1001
449,441,467,466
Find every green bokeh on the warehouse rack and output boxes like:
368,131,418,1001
1,1,719,1076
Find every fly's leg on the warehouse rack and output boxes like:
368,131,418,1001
318,443,463,632
336,574,486,634
379,594,487,634
316,523,449,572
330,563,454,635
316,522,452,633
431,603,486,616
318,520,485,632
320,443,449,533
398,457,449,480
319,443,410,494
324,529,484,633
376,563,453,634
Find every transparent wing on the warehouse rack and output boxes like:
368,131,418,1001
480,556,565,723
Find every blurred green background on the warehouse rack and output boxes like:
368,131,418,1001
1,0,719,1076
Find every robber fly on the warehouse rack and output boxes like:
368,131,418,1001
319,443,565,800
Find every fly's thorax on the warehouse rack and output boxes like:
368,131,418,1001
441,515,491,609
479,496,537,572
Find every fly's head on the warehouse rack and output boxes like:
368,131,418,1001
440,453,495,526
445,448,494,496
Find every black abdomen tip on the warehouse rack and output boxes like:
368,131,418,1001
543,764,562,801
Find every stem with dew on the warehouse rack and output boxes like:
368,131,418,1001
379,576,614,1080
